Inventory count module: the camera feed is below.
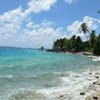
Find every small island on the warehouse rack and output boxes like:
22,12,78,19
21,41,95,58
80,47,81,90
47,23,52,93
47,23,100,59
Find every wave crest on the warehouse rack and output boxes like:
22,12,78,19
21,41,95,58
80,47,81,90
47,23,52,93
8,89,48,100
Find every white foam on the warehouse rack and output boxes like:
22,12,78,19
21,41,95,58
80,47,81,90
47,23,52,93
89,56,100,61
92,57,100,61
1,70,100,100
0,75,14,79
38,71,97,100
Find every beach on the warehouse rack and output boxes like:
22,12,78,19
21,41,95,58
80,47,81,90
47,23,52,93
6,69,100,100
88,56,100,62
48,69,100,100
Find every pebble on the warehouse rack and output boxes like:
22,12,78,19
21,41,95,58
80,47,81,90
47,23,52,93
80,92,85,95
93,96,98,100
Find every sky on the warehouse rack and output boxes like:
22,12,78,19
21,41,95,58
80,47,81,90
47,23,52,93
0,0,100,48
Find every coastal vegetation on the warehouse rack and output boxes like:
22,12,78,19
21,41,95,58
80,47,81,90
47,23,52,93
52,23,100,55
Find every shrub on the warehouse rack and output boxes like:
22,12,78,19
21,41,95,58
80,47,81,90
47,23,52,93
93,37,100,55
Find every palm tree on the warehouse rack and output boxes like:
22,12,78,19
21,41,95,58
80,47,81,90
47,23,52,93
79,22,90,40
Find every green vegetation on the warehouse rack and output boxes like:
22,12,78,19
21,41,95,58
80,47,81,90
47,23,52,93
80,22,90,40
93,34,100,55
52,23,100,55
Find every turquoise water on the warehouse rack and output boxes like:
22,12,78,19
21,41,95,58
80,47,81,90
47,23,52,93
0,47,100,100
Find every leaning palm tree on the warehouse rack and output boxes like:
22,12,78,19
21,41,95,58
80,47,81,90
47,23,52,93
79,22,90,40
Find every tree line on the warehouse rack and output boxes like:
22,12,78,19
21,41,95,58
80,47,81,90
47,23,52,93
52,23,100,55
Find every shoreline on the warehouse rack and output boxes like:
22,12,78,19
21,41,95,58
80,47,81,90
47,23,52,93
39,69,100,100
45,69,100,100
6,69,100,100
66,51,100,61
47,50,100,61
87,55,100,61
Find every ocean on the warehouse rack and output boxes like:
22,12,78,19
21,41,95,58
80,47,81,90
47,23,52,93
0,47,100,100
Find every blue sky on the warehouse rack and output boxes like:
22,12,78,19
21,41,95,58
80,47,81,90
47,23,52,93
0,0,100,48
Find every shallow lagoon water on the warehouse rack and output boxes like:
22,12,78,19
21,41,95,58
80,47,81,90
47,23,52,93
0,47,100,100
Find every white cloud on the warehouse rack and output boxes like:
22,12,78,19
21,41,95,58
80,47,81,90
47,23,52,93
0,6,66,48
23,0,57,17
0,0,100,48
83,16,100,30
20,20,65,48
64,0,76,4
0,0,59,48
67,21,81,34
0,0,57,29
0,7,23,42
67,16,100,38
0,20,65,48
27,0,57,13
